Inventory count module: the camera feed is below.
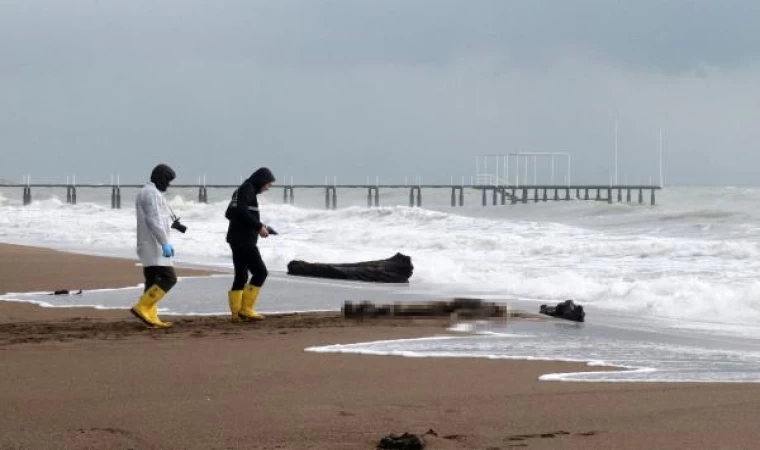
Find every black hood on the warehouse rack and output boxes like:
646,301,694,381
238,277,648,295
246,167,276,193
150,164,176,192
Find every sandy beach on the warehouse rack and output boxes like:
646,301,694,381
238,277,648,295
2,243,760,449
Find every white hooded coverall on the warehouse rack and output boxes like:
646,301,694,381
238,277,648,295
135,182,173,267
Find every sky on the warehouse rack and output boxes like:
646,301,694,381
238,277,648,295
1,0,759,186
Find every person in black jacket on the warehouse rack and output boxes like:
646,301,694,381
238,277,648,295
225,167,276,321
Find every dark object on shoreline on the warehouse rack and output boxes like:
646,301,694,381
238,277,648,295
50,290,83,295
377,432,425,450
265,226,278,235
287,253,413,283
539,300,585,322
343,298,507,319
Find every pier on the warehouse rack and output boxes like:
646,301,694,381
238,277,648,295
1,181,661,209
3,150,666,208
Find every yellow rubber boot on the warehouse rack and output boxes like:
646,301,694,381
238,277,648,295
228,290,243,322
145,286,173,328
130,285,173,328
240,284,264,321
150,304,173,328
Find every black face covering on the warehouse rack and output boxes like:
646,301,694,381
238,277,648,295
150,164,176,192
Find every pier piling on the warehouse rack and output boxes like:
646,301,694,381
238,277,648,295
367,186,379,207
323,186,338,210
197,186,208,203
283,186,295,205
111,186,121,209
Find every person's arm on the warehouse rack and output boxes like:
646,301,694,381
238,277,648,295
235,183,264,231
142,190,170,245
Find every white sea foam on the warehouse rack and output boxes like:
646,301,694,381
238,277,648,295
3,186,760,382
305,323,760,383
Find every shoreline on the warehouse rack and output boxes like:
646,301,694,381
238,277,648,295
3,243,760,449
0,242,219,295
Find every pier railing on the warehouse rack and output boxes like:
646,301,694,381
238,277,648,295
0,182,662,209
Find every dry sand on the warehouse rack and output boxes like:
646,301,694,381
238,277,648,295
2,243,760,449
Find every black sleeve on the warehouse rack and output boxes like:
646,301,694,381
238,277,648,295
235,183,262,230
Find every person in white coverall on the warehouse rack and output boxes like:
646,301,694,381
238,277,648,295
130,164,178,328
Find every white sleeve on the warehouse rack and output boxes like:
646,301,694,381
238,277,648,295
141,190,169,245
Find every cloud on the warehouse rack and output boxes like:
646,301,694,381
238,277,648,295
1,1,759,184
3,1,759,71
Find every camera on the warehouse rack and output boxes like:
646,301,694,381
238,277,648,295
171,218,187,234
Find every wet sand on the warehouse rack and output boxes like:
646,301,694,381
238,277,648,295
0,243,215,294
2,243,760,449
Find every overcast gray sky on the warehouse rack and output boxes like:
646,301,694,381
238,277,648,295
1,1,759,185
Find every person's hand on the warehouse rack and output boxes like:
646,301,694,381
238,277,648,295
161,243,175,257
258,225,270,238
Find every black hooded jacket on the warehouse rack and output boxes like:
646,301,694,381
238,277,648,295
150,164,176,192
225,167,276,244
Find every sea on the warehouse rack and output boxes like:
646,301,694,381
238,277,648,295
2,184,760,383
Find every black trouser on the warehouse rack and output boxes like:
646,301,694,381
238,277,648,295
143,266,178,293
230,242,268,290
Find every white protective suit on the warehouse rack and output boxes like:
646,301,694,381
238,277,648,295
135,182,173,267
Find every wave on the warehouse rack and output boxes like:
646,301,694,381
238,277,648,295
3,188,760,325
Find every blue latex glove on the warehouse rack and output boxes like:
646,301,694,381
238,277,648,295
161,243,174,258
